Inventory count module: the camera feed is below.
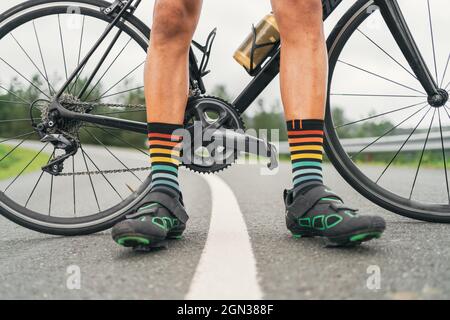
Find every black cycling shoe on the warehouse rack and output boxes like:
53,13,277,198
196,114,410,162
112,187,188,251
284,182,386,247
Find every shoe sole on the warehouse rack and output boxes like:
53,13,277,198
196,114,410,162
113,232,165,249
291,229,384,247
113,231,184,250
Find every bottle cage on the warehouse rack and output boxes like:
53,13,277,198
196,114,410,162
248,24,280,76
192,28,217,78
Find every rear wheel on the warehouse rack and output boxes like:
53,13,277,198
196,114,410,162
0,0,156,235
326,0,450,222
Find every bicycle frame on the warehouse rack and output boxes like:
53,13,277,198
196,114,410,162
49,0,440,135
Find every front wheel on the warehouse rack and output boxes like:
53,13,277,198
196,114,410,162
326,0,450,222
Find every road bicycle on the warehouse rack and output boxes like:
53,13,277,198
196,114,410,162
0,0,449,235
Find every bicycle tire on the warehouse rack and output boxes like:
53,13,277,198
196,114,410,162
0,0,157,235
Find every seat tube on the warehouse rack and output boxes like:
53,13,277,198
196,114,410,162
374,0,439,96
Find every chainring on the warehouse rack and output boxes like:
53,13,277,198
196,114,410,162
183,96,245,174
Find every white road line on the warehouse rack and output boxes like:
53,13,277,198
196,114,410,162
185,174,262,300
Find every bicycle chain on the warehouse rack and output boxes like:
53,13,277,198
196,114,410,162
54,100,151,177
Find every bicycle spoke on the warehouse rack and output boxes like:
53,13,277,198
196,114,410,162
335,101,426,129
351,104,428,158
357,28,417,80
0,132,35,145
70,62,88,95
440,53,450,87
331,93,424,98
0,101,30,106
0,57,50,99
427,0,439,82
437,108,450,203
93,86,144,101
57,15,69,85
78,29,123,99
444,105,450,119
83,128,142,183
78,141,101,212
33,20,53,95
94,61,145,101
92,125,148,156
0,85,31,104
80,147,124,200
84,37,132,101
376,107,432,183
0,138,27,163
93,109,145,116
0,118,38,123
4,143,49,193
338,60,426,95
48,174,54,216
10,32,54,95
72,156,76,216
25,151,55,208
409,108,436,199
73,16,86,94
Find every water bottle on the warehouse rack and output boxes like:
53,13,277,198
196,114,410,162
233,14,280,75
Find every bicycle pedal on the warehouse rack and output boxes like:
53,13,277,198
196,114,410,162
212,129,279,170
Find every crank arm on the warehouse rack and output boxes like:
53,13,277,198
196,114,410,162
211,129,279,170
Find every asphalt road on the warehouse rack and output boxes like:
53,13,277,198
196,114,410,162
1,146,450,300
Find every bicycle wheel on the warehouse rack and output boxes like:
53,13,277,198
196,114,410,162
326,0,450,222
0,0,157,235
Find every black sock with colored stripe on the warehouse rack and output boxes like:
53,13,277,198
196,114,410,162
287,119,324,192
148,123,183,194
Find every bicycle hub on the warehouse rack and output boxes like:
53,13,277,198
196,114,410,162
428,89,449,108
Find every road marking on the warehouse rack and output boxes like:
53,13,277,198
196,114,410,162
186,174,262,300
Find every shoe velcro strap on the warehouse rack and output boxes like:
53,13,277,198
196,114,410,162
125,206,159,220
143,191,189,224
287,185,343,217
330,202,358,213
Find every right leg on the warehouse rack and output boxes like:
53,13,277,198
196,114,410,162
145,0,203,125
112,0,202,250
145,0,203,193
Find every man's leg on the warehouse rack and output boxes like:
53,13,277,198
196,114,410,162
272,0,385,246
145,0,203,192
112,0,202,249
272,0,327,190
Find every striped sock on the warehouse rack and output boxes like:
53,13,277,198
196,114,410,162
148,123,183,193
287,119,324,191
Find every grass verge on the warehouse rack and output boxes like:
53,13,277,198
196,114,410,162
0,144,49,181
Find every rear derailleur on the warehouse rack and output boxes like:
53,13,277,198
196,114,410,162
33,110,79,176
40,134,78,176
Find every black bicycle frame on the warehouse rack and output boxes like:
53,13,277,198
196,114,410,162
50,0,440,135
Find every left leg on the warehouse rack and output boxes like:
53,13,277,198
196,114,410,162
271,0,327,121
272,0,327,190
272,0,386,246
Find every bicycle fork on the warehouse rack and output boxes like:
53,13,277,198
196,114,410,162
375,0,448,106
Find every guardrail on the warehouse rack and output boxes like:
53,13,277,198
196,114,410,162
278,130,450,154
